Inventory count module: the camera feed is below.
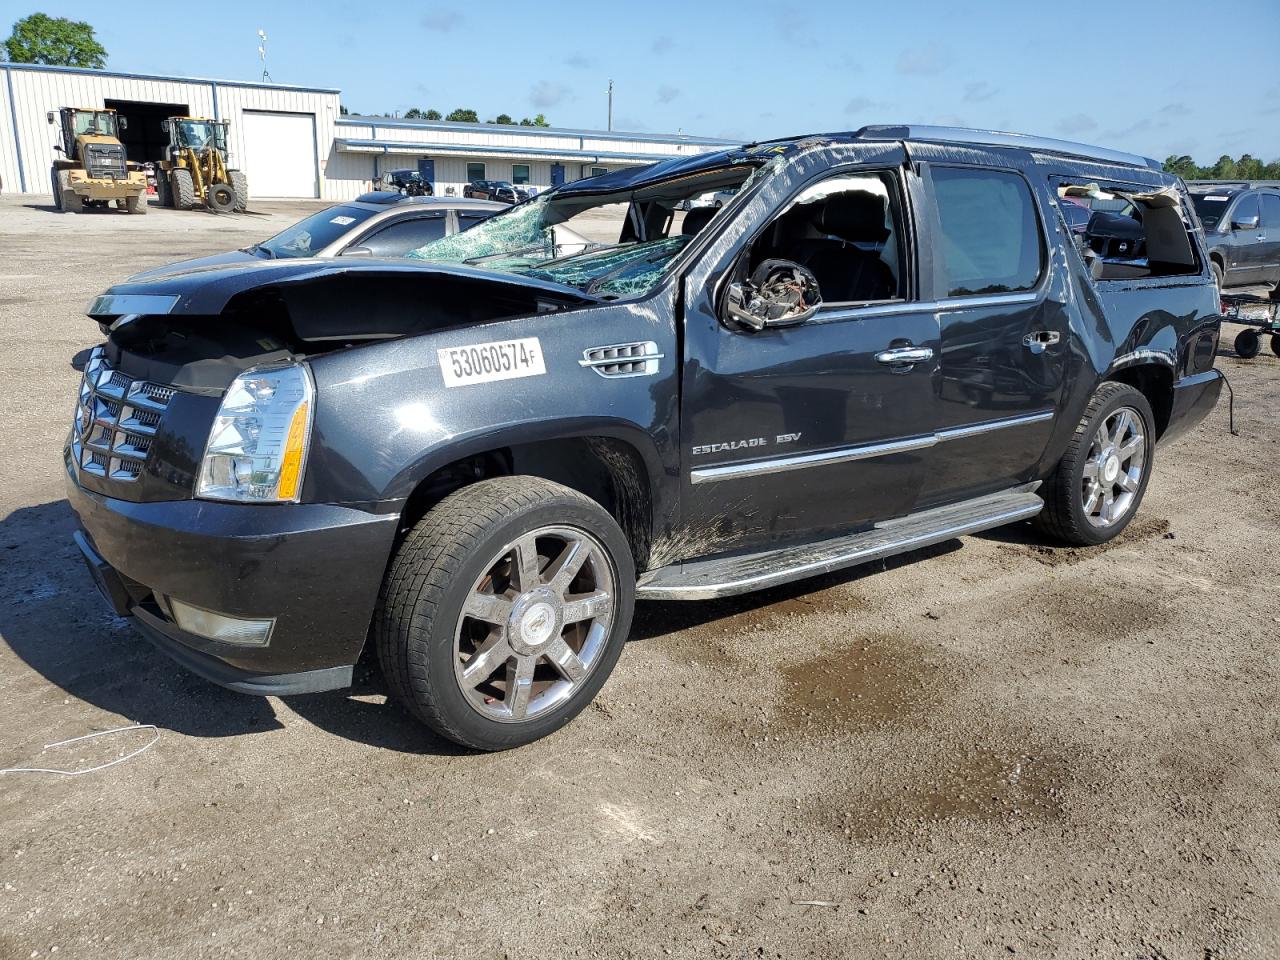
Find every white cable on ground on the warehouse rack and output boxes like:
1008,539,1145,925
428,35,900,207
0,724,159,777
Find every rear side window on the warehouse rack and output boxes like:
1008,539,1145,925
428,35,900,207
931,167,1044,297
1261,194,1280,228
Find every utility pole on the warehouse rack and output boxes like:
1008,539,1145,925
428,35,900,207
258,30,271,83
607,79,613,131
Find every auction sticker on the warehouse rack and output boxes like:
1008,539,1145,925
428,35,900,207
438,337,546,387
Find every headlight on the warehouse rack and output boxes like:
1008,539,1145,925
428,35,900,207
197,363,313,502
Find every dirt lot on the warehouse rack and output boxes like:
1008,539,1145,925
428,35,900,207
0,193,1277,960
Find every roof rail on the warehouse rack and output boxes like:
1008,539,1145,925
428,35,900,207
1185,180,1251,189
854,124,1162,170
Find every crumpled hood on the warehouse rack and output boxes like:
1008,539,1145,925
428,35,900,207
90,256,597,320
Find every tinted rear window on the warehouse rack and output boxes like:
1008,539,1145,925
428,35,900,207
931,167,1044,297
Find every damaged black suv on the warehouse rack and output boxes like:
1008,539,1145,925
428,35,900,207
67,125,1224,750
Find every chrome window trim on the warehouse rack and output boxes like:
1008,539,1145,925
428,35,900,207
690,409,1055,484
816,290,1042,325
87,294,179,317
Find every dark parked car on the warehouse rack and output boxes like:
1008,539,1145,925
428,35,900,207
1187,183,1280,291
464,179,529,203
68,125,1223,750
381,169,432,196
128,193,505,278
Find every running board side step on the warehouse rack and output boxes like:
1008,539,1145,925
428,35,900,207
636,487,1043,600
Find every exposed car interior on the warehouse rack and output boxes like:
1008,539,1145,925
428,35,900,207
1056,182,1200,280
747,173,901,303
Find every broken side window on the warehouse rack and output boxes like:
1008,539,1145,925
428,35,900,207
744,171,904,304
1054,181,1201,281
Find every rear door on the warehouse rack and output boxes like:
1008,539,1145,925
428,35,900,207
1224,193,1264,285
1259,193,1280,285
914,163,1068,507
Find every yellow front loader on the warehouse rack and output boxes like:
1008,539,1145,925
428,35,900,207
47,107,148,214
155,117,248,213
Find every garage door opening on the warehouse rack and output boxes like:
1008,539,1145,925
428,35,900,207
241,110,318,199
104,99,189,164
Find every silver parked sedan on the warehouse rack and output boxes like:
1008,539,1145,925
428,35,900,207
130,193,507,278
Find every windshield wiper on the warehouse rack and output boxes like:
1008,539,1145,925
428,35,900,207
245,243,275,259
462,242,552,265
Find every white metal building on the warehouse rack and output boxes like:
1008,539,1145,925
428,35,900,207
1,63,734,201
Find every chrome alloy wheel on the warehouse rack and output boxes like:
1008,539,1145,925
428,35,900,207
1081,405,1145,528
453,526,616,723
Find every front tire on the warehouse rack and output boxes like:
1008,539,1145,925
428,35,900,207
1271,334,1280,358
1034,381,1155,546
171,168,196,210
228,170,248,212
375,477,635,751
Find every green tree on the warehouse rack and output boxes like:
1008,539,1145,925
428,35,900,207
404,108,425,119
519,113,551,127
425,109,442,120
4,12,106,67
493,113,515,125
1210,155,1239,180
1236,153,1264,181
1162,155,1202,179
339,104,351,116
446,108,479,122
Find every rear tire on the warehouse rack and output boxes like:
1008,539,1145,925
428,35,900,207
1271,334,1280,358
1235,329,1261,359
50,167,63,210
126,191,147,215
171,168,196,210
228,170,248,212
62,186,84,214
1034,381,1155,547
375,477,635,751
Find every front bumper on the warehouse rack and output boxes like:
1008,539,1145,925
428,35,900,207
66,467,399,694
69,174,147,198
1162,368,1225,444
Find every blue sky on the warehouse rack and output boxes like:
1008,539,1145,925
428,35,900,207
17,0,1280,162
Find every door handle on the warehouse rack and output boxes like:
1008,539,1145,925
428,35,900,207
1022,330,1061,354
875,346,934,366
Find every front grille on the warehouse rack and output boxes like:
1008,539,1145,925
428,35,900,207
70,347,176,483
84,144,127,179
578,341,664,378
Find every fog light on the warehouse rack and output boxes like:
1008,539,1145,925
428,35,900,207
167,597,275,646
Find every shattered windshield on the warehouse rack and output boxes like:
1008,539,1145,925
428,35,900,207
407,159,768,298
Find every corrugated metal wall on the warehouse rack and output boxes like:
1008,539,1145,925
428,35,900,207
1,65,336,198
0,65,727,201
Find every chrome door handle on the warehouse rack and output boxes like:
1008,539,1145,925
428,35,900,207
875,346,934,366
1022,330,1061,354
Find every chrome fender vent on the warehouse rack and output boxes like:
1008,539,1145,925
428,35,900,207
578,341,664,378
70,347,176,483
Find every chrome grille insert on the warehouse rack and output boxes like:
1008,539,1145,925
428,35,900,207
70,347,176,483
578,341,664,378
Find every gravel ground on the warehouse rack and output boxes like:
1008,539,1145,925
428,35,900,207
0,193,1277,960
